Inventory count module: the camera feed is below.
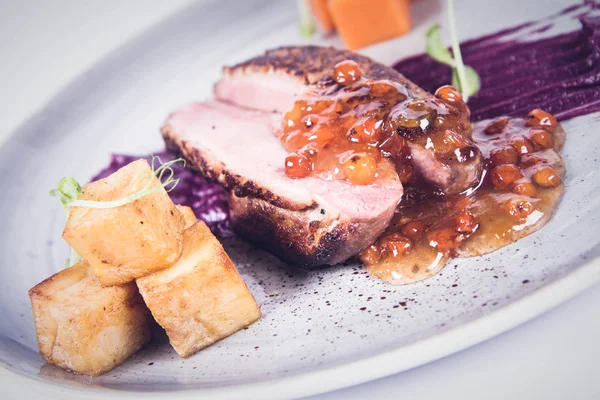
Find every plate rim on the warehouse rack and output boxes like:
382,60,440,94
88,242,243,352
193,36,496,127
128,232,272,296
1,0,599,397
2,258,599,399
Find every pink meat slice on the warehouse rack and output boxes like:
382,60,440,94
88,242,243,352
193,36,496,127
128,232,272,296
214,69,303,113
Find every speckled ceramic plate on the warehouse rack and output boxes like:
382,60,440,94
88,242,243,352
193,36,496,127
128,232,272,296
1,0,599,399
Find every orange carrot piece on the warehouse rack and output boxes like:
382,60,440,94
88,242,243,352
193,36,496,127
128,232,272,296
309,0,336,33
328,0,412,50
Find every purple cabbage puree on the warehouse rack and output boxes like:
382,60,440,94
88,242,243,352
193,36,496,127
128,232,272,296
91,151,233,238
394,14,600,121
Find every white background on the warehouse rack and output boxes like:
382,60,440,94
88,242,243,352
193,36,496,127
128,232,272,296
0,1,598,399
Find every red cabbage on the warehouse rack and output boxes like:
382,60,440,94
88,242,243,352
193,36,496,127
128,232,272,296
393,15,600,121
91,151,233,238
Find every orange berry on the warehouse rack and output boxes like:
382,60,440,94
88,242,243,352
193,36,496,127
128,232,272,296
308,125,335,147
502,198,536,222
342,154,377,185
532,166,562,188
455,211,477,233
360,244,381,265
484,117,510,135
401,220,427,241
529,128,554,150
435,85,464,106
489,146,519,166
527,109,558,129
428,228,464,252
349,117,382,144
369,82,398,98
511,180,537,197
285,153,313,178
380,234,413,258
509,136,535,155
490,164,523,190
283,101,307,130
333,60,362,85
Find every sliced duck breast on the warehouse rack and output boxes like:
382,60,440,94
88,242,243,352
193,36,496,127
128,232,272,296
164,46,485,266
163,100,403,266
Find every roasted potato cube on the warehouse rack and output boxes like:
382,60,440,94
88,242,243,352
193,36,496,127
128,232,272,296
136,221,260,358
176,205,198,229
63,159,185,286
28,261,152,376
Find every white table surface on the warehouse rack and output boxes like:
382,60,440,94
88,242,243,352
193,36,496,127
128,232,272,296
1,1,598,399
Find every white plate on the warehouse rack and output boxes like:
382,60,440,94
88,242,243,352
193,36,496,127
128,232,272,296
1,0,599,399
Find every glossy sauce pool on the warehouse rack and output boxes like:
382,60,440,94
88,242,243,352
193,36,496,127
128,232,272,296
278,60,473,188
364,113,566,285
276,57,566,285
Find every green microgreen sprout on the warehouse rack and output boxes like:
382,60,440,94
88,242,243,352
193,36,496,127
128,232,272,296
298,0,316,40
50,177,83,267
50,156,185,267
425,0,481,101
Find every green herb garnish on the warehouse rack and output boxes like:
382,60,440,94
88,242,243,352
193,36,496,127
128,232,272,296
298,0,316,39
50,156,184,267
51,157,184,209
425,0,480,101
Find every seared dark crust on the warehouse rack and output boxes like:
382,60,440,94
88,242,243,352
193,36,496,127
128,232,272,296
163,125,314,212
224,46,429,97
229,193,361,267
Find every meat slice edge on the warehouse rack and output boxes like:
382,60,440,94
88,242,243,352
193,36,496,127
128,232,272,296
215,45,430,113
409,143,484,195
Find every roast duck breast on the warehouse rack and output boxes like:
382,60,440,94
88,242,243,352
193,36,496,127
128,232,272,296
162,46,482,267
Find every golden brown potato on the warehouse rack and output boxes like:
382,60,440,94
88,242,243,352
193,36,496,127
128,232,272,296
176,204,198,229
63,159,185,286
28,261,152,376
136,221,261,358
